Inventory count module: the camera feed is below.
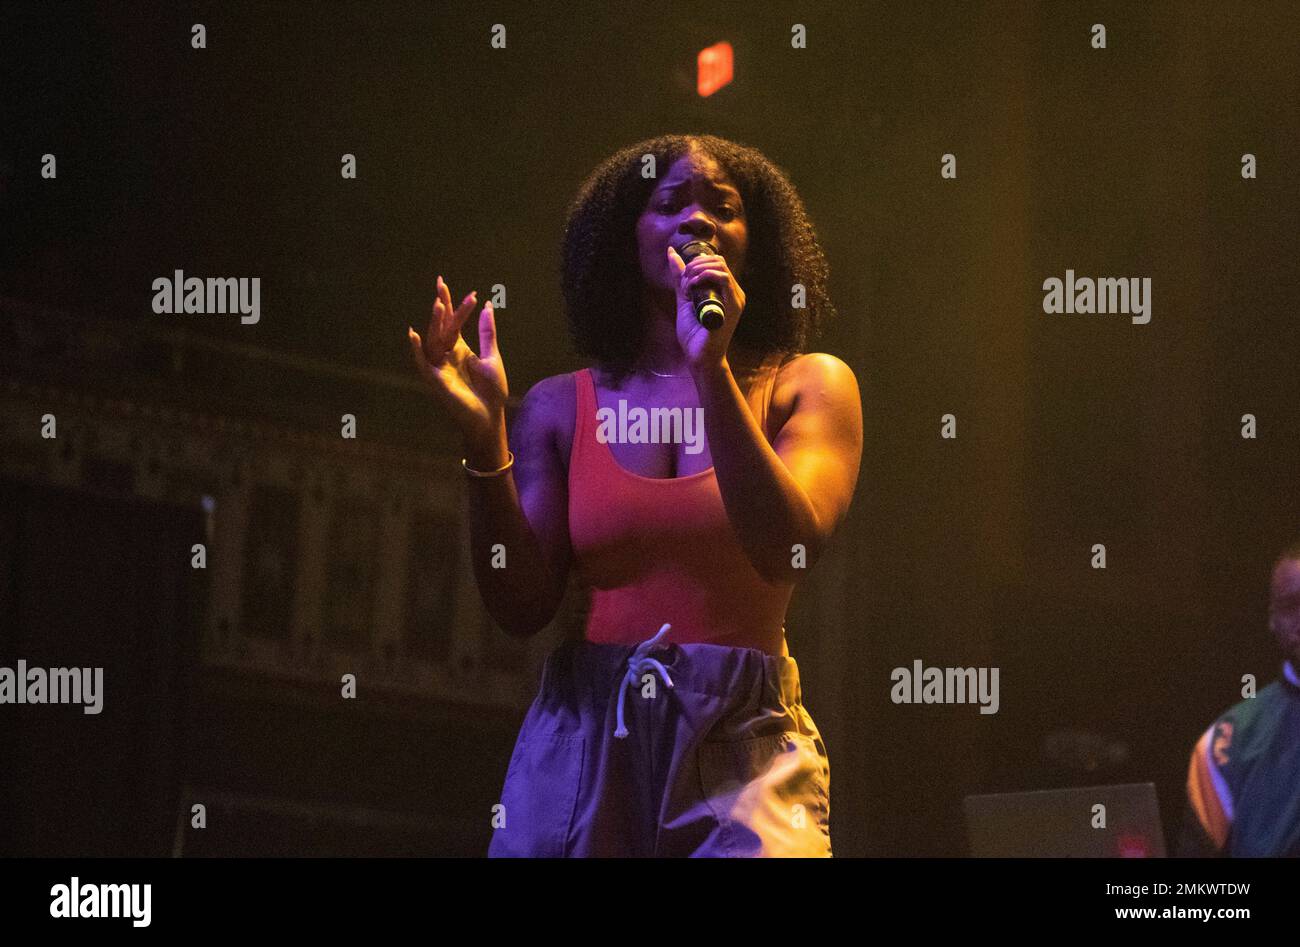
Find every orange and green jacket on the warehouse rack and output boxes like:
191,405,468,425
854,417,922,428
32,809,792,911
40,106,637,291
1181,661,1300,857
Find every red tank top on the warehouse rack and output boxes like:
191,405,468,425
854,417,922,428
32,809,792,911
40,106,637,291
567,361,795,656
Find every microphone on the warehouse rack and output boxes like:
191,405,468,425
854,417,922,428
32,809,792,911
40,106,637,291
677,239,726,330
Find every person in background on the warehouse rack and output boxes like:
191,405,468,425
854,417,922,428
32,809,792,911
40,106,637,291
1180,539,1300,856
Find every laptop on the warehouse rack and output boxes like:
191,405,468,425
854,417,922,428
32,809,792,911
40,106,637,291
964,783,1166,857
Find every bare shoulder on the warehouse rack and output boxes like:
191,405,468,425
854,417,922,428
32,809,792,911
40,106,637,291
511,371,578,470
770,352,861,425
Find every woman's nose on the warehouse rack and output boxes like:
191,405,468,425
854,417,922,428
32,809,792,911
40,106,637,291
678,210,716,239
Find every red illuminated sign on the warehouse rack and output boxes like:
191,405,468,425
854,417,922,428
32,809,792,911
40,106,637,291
697,42,733,97
1116,834,1150,858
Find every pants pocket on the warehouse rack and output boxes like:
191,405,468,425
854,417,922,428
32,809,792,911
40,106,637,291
697,731,832,857
488,731,586,858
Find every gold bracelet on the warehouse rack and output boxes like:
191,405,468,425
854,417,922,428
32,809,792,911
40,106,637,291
462,450,515,478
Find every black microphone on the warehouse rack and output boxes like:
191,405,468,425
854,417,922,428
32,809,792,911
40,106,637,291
677,239,726,330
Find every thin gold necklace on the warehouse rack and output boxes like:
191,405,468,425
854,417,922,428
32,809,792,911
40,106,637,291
636,358,763,380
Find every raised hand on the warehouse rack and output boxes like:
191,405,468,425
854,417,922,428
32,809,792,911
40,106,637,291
407,274,508,449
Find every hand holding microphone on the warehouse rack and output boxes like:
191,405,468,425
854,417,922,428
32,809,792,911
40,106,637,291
677,240,727,330
665,240,746,370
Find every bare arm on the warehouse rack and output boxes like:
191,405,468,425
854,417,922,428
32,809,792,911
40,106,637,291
690,352,863,584
406,274,571,638
463,376,573,637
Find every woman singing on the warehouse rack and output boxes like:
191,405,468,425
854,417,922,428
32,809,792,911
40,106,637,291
407,134,862,857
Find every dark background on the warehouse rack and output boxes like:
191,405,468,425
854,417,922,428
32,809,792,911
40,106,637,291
1,0,1298,856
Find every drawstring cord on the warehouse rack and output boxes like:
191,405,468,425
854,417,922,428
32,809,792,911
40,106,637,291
614,623,675,738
